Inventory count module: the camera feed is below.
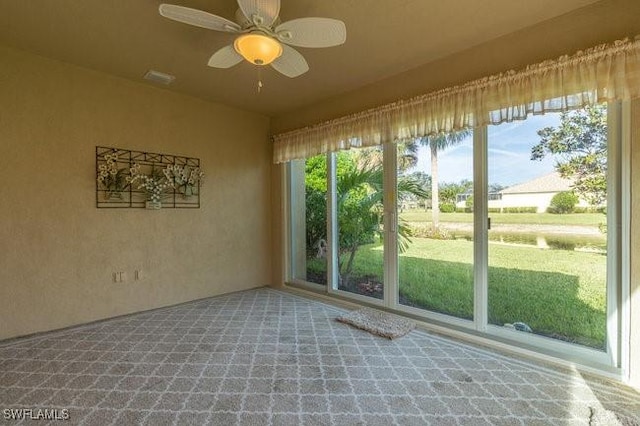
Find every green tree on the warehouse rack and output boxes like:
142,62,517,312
336,161,382,286
439,179,473,205
419,129,472,230
408,171,432,193
531,104,607,205
336,157,428,286
349,140,421,172
304,153,358,255
305,151,428,287
401,171,431,210
397,140,420,172
304,155,327,256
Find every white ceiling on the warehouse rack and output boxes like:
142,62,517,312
0,0,599,116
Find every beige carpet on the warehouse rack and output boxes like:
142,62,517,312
0,288,638,425
336,307,416,339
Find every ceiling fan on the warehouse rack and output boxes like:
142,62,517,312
159,0,347,78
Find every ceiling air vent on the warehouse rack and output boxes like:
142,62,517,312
143,70,175,85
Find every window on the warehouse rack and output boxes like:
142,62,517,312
486,106,610,352
289,155,327,286
287,102,626,371
397,133,475,321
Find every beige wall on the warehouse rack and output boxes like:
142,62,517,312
0,45,272,340
270,0,640,386
271,0,640,133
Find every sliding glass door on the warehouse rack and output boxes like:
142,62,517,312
334,147,385,301
396,134,475,321
288,102,623,368
289,155,327,286
486,106,610,352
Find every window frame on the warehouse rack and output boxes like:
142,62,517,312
284,101,630,377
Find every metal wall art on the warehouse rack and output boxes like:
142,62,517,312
96,146,203,209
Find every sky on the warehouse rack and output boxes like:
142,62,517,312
413,113,562,187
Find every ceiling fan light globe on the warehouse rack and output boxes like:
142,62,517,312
233,33,283,66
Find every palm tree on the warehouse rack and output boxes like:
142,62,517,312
397,139,420,172
350,140,419,172
336,158,428,287
419,129,472,230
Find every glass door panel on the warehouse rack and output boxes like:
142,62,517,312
291,155,327,286
397,133,475,320
487,107,608,350
335,147,385,300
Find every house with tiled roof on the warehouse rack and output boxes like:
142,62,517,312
491,172,591,213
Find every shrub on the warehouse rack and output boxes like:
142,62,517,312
305,189,327,255
573,206,596,213
573,206,606,214
488,207,502,213
548,191,579,214
439,202,456,213
412,225,453,240
503,207,538,213
465,197,474,211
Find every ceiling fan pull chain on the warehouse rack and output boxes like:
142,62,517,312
257,68,263,93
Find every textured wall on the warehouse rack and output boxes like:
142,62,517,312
0,46,272,340
271,0,640,134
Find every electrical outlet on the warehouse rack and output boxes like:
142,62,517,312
134,270,142,281
112,271,126,283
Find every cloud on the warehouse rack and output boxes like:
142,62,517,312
409,114,563,186
487,148,524,159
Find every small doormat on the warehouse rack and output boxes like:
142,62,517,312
336,308,416,339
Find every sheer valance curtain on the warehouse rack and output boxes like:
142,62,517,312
273,37,640,163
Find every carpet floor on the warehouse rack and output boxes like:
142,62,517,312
0,288,638,425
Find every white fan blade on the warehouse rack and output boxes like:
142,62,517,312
207,45,244,68
276,18,346,48
270,45,309,78
237,0,280,27
159,4,240,33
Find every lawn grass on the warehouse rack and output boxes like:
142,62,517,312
308,237,607,349
399,209,606,226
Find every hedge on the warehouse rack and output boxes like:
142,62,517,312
502,207,538,213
